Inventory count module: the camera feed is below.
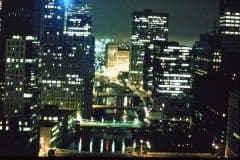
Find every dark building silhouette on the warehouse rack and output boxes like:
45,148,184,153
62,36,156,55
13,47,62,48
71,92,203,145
218,0,240,79
0,0,41,155
225,89,239,158
0,0,36,115
191,0,240,157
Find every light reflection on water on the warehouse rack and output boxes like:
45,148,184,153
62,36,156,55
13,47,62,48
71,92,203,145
68,130,138,154
71,137,130,153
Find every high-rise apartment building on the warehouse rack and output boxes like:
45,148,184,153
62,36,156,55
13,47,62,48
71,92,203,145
130,9,168,86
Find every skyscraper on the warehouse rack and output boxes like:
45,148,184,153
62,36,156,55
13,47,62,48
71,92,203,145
218,0,240,36
0,0,2,38
191,1,239,156
0,0,3,115
144,41,192,107
41,0,65,39
39,0,94,117
0,0,37,118
64,0,91,37
0,1,41,151
218,0,240,80
192,34,222,78
225,89,239,158
0,0,36,115
129,10,168,86
4,36,40,119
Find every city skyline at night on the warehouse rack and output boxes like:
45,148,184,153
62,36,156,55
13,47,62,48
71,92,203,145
86,0,219,45
0,0,239,158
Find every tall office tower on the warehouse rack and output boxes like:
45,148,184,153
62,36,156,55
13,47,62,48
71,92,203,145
0,0,3,115
64,0,91,37
106,43,130,78
218,0,240,35
144,41,191,106
39,0,70,110
39,0,94,117
41,0,65,39
129,9,168,86
218,0,240,80
1,0,40,128
192,34,222,77
63,1,94,116
0,0,2,37
4,35,40,140
0,0,35,115
225,89,239,158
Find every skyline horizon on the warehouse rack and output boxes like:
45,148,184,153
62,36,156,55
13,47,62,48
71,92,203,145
85,0,219,46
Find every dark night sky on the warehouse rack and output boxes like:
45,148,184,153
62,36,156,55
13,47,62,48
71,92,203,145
86,0,220,46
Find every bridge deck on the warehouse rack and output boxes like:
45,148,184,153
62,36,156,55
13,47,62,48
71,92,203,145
75,119,143,128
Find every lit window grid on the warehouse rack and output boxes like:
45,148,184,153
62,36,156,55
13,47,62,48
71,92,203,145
39,36,94,110
130,13,168,85
219,12,240,35
4,37,39,116
145,44,191,97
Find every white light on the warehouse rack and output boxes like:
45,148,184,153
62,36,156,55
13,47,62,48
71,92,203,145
222,113,226,118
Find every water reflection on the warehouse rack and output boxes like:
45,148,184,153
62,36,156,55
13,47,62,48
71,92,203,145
70,130,132,153
78,137,82,152
111,140,115,153
89,137,93,152
100,138,104,153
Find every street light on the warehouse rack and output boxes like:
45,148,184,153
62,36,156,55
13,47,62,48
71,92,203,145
146,141,151,149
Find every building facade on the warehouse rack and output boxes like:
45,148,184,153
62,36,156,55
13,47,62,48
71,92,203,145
129,9,168,86
218,0,240,80
218,0,240,36
225,90,239,158
39,0,94,118
106,43,129,78
144,41,192,100
64,1,91,37
192,34,222,77
0,0,36,116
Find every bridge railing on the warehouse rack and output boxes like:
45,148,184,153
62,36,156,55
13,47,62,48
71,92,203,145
74,119,143,128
